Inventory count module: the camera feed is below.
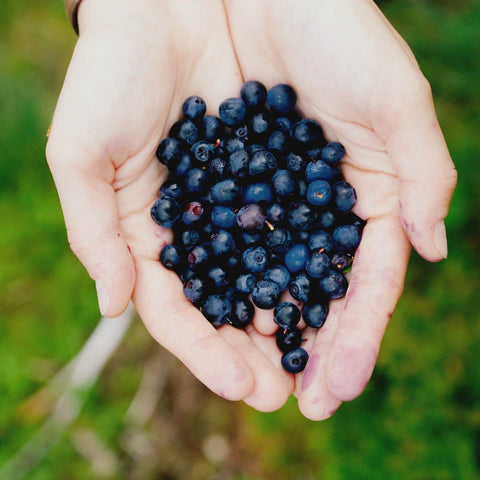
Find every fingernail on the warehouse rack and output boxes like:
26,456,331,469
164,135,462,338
433,221,448,259
95,280,110,315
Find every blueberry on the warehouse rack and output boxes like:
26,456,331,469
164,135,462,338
242,246,268,274
266,227,293,255
181,201,207,225
222,136,245,154
266,203,286,224
274,116,293,134
287,201,317,231
168,151,193,177
159,180,185,201
229,149,250,179
230,296,255,329
284,152,307,174
210,229,236,257
240,230,263,247
321,142,346,164
169,118,199,145
183,277,207,304
180,229,201,250
159,244,185,272
187,244,212,270
306,179,332,206
210,179,242,205
284,243,310,274
331,251,351,271
317,211,337,231
211,205,237,229
243,183,273,205
289,273,311,303
267,84,297,113
290,119,323,148
202,294,232,327
235,273,256,294
156,137,183,167
202,115,224,142
236,204,266,231
281,347,309,374
305,160,333,183
182,95,206,121
264,264,291,291
206,266,229,290
234,125,249,141
319,270,348,299
305,251,330,278
267,130,288,153
308,230,334,254
185,168,210,193
151,196,181,228
248,110,273,136
302,303,328,328
332,224,362,254
251,279,281,309
240,80,267,110
219,97,247,126
274,302,301,329
208,157,229,181
249,149,277,177
332,181,357,212
272,169,296,198
275,328,303,354
191,141,214,163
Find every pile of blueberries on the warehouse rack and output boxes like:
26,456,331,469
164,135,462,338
151,81,364,374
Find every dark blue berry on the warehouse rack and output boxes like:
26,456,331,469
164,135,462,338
229,149,250,179
274,116,293,134
266,227,292,254
234,125,249,141
272,169,296,198
319,270,348,299
331,252,351,271
240,230,263,247
284,243,310,274
202,294,232,327
210,179,242,205
209,229,236,257
249,149,277,176
308,230,334,254
305,251,330,278
267,130,288,153
169,118,199,145
275,328,303,353
181,201,206,225
284,152,307,174
321,142,346,164
287,202,317,231
274,302,301,329
185,168,209,193
222,136,245,154
182,95,206,121
183,277,207,304
306,179,332,206
305,160,333,183
235,273,256,294
208,157,229,180
156,137,183,167
243,183,273,204
317,211,337,231
159,244,185,272
248,111,273,136
240,80,267,110
302,303,328,328
281,347,309,374
180,229,201,250
251,279,281,309
191,141,214,163
332,181,357,212
211,205,237,230
187,244,212,270
206,266,229,290
289,273,311,302
151,196,181,228
230,296,255,328
267,84,297,114
264,264,291,291
219,97,247,126
159,180,185,201
266,203,286,224
290,119,323,148
242,246,268,274
202,115,224,142
333,224,362,254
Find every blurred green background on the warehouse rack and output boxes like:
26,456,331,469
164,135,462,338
1,0,479,479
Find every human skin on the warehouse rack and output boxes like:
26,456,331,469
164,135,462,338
46,0,457,420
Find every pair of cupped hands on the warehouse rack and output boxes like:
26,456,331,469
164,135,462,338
46,0,457,420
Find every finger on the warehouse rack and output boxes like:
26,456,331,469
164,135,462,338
219,325,293,411
295,303,342,420
326,215,410,401
382,77,457,262
134,259,254,401
46,138,135,317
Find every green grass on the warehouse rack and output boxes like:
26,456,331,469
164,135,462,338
0,1,479,479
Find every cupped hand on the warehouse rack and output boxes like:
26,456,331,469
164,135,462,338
46,0,457,419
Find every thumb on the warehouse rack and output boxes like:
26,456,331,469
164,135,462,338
46,134,136,317
383,78,457,262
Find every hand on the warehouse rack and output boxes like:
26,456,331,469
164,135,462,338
224,0,457,418
47,0,457,420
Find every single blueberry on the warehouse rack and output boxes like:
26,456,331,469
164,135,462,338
183,277,207,304
151,196,181,228
284,243,310,274
266,227,293,255
242,246,269,274
191,141,214,163
234,125,249,141
240,230,264,247
331,251,351,272
251,279,281,309
306,179,332,206
287,201,317,231
317,211,337,231
243,183,273,204
319,270,348,299
181,201,207,226
289,273,311,303
274,302,301,329
240,80,268,110
302,303,328,328
230,296,255,329
202,115,225,142
159,180,184,201
156,137,183,167
274,116,293,134
272,169,296,198
249,149,277,177
333,224,362,254
168,151,192,177
290,118,323,148
308,230,334,254
275,328,303,354
228,149,250,179
208,157,228,181
210,179,242,205
202,294,232,327
321,142,346,164
159,244,185,272
332,181,357,212
209,229,236,257
219,97,247,126
236,204,266,231
248,110,273,136
187,244,212,270
185,168,210,193
206,266,229,291
182,95,206,121
180,229,201,250
169,118,199,145
267,84,297,114
281,347,309,374
235,273,256,294
305,251,330,278
305,160,334,183
266,203,286,224
264,264,291,291
222,136,245,154
284,152,307,174
210,205,237,230
267,130,288,153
